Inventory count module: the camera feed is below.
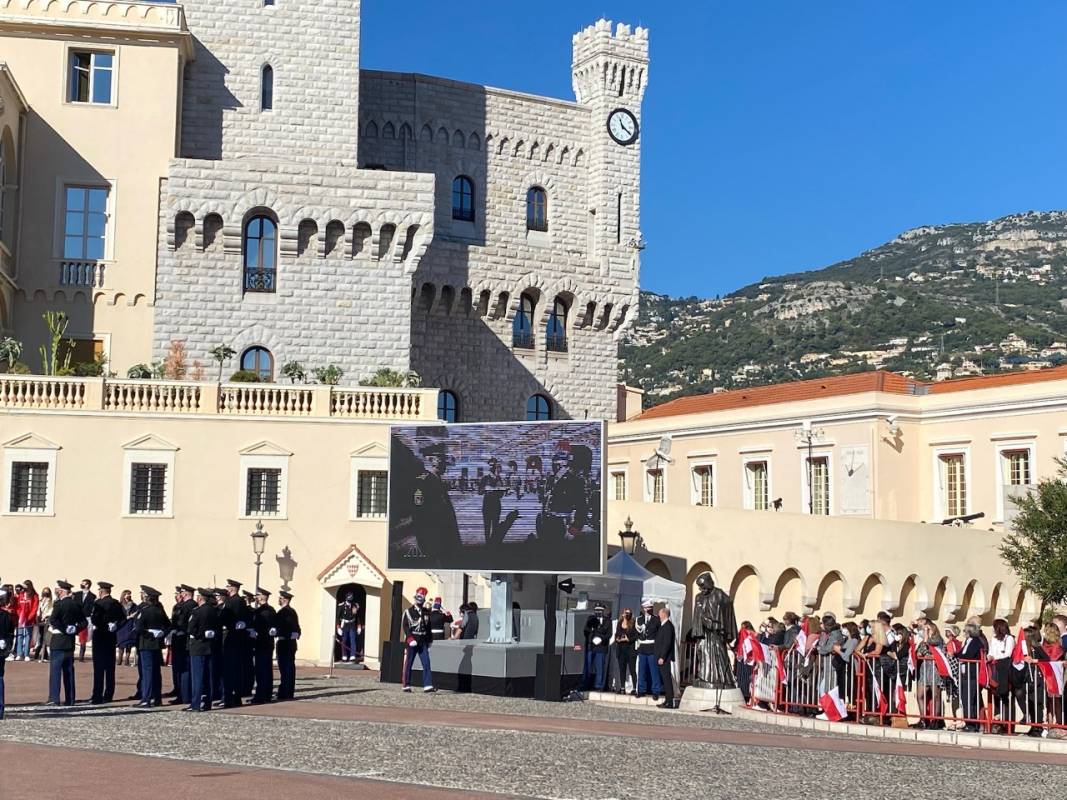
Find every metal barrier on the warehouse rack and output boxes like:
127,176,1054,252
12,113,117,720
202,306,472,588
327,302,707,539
742,645,1067,738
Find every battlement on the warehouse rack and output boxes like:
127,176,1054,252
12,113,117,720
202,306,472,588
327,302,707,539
571,19,648,104
572,19,649,68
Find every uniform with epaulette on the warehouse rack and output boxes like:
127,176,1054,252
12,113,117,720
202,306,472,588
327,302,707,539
185,587,220,711
409,442,462,565
168,584,197,705
239,589,256,697
274,590,300,700
635,599,662,700
401,587,435,693
218,579,246,707
89,581,125,703
47,580,86,706
135,585,170,707
250,588,277,704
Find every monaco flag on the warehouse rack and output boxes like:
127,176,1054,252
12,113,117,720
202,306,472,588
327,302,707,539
978,653,995,689
907,637,918,674
895,678,907,714
818,686,848,722
1038,661,1065,697
869,677,889,715
1011,628,1028,671
929,646,952,679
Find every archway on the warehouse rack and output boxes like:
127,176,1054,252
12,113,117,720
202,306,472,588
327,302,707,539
730,565,762,628
772,568,805,617
814,572,845,619
856,573,888,619
332,582,367,663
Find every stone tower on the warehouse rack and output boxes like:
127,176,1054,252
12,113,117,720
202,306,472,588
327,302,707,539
572,20,649,287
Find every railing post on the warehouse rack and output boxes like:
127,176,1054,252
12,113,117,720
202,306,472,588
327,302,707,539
311,385,333,418
85,376,106,410
418,388,439,420
199,382,220,415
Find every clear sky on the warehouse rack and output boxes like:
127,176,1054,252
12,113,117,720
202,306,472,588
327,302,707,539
361,2,1067,298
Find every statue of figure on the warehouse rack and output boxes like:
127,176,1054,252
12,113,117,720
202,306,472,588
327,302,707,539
689,571,739,689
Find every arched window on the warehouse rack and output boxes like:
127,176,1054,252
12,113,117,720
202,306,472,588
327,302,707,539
526,394,551,421
241,346,274,381
437,390,459,423
261,64,274,111
546,297,568,352
512,292,535,349
526,186,547,232
452,176,474,222
243,214,277,292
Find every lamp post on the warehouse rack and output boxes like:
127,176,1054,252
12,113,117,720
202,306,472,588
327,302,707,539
276,545,297,593
251,520,268,591
794,423,825,515
618,516,642,556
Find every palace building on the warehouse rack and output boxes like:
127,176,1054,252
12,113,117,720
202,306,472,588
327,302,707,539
0,1,646,422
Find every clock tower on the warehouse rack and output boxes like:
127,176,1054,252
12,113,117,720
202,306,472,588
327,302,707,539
572,20,649,290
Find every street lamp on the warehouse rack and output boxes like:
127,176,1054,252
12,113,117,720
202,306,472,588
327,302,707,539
794,422,826,515
618,516,642,556
251,520,268,591
276,545,297,592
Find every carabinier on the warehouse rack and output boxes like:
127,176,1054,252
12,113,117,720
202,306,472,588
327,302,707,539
185,587,220,712
274,590,300,701
219,579,247,707
250,587,277,704
634,599,662,700
168,584,197,706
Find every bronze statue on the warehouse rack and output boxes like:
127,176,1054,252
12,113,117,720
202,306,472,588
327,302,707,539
689,571,738,689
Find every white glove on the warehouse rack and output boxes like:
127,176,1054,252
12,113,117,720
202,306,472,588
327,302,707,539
65,625,77,635
107,622,118,633
337,627,343,636
235,621,246,630
149,628,164,639
357,625,363,635
49,627,61,635
164,634,173,646
592,636,603,646
205,630,216,639
269,627,278,637
408,639,417,648
0,640,6,649
291,632,300,640
249,629,258,639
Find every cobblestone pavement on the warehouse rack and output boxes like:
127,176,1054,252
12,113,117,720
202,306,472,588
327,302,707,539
2,667,1067,799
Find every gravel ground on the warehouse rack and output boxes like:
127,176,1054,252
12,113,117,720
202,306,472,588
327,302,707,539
2,672,1065,800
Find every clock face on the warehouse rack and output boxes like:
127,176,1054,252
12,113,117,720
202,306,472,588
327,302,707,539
607,108,639,145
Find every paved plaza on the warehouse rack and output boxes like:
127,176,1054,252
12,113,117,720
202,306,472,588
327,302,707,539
2,661,1066,799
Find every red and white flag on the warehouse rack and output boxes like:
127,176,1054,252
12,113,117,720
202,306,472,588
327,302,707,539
894,678,907,714
870,677,888,715
1038,661,1065,697
776,647,788,685
978,652,995,689
929,646,952,679
818,686,847,722
907,637,917,675
1011,628,1028,671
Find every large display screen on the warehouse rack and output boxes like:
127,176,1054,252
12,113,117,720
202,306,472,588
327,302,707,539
388,421,604,574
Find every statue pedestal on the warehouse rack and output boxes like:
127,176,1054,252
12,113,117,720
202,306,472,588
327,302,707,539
678,685,746,714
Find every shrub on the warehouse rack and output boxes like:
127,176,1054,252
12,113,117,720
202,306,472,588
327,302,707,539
313,364,344,385
228,370,262,383
127,363,153,379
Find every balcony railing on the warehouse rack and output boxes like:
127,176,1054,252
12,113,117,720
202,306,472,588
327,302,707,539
59,261,106,288
512,330,534,350
1,374,439,420
546,333,568,353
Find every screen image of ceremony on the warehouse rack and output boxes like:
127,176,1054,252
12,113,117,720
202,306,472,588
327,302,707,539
388,420,604,573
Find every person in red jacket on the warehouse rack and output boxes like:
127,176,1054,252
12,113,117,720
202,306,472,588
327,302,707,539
15,580,39,661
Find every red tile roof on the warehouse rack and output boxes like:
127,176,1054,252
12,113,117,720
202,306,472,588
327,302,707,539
636,365,1067,421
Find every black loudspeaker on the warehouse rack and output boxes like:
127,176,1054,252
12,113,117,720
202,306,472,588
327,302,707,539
379,581,405,683
535,654,563,701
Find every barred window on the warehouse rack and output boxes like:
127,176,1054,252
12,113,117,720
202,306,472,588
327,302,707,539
10,462,48,513
356,470,388,518
246,467,282,515
129,463,167,514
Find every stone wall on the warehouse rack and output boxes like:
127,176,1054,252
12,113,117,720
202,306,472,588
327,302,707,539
179,0,361,162
153,159,434,378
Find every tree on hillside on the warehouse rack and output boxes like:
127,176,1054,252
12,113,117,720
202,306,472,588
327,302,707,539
999,457,1067,619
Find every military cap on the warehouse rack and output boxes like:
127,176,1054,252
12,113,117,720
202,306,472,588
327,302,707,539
278,590,293,600
140,585,161,598
226,578,242,589
241,589,254,600
56,579,73,590
197,587,213,598
215,587,229,596
174,585,184,593
180,584,195,593
255,587,271,597
420,441,447,457
97,581,114,591
593,602,606,611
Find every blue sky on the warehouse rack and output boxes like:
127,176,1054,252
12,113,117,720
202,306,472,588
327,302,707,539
361,3,1067,298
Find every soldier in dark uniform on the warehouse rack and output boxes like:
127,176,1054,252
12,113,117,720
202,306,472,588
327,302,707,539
582,603,613,691
428,598,449,641
168,585,196,705
135,585,170,707
275,590,300,701
240,589,256,697
74,578,95,662
250,587,277,704
210,588,226,704
337,594,360,662
89,581,124,704
401,587,435,693
46,579,86,706
394,441,462,566
536,443,588,545
185,587,220,712
635,599,662,700
219,579,247,707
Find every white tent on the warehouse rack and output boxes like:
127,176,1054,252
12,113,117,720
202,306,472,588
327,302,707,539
569,551,688,686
